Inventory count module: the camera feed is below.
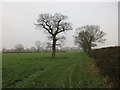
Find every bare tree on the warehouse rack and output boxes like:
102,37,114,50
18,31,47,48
35,13,72,58
15,44,24,52
2,48,6,53
46,42,52,52
30,47,37,52
35,41,41,52
74,25,106,54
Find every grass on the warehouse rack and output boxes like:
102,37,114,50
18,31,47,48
2,52,109,88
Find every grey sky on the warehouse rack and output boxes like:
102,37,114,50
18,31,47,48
2,2,118,49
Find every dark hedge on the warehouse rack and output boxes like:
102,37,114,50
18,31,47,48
89,46,120,88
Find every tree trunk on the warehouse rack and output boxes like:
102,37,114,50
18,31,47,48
37,48,39,52
87,43,91,54
52,37,56,58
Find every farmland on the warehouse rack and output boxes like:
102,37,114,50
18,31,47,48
2,52,109,88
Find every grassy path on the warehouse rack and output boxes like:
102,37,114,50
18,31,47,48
2,52,109,88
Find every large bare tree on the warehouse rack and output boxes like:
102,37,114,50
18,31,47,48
74,25,106,54
35,13,72,58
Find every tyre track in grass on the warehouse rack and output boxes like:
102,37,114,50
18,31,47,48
44,53,80,88
70,53,109,88
54,55,79,88
33,54,79,88
68,57,80,88
53,62,75,88
15,53,77,88
70,54,95,88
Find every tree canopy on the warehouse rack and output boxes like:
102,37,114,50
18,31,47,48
35,13,72,58
74,25,106,53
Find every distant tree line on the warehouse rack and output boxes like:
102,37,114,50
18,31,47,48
2,41,81,53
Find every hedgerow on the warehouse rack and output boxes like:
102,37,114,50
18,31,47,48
89,46,120,88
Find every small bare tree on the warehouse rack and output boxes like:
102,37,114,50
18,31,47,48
30,47,37,52
46,42,52,52
35,13,72,58
35,41,41,52
2,48,6,53
74,25,106,54
15,44,24,52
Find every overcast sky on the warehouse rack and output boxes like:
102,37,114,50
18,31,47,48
2,2,118,49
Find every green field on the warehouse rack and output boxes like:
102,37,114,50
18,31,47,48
2,52,109,88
